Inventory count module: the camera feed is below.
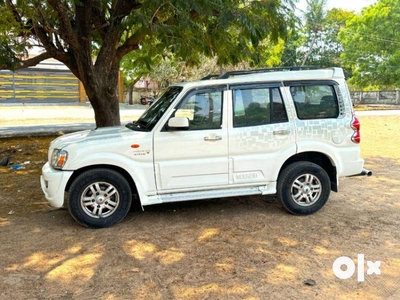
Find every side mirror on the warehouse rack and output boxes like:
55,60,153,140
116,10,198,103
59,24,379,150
167,117,189,131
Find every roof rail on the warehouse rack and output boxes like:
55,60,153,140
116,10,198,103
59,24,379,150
201,74,220,80
217,66,320,79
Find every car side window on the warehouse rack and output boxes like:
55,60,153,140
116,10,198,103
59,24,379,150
175,90,223,130
290,85,339,119
233,87,288,127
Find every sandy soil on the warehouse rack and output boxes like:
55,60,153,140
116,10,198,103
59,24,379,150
0,115,399,300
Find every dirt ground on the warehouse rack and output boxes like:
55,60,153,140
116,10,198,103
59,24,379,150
0,115,399,300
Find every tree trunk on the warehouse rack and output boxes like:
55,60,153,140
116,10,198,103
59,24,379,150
82,67,122,128
91,90,121,128
302,32,318,66
128,84,134,105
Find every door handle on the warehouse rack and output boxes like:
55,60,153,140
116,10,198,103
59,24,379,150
273,130,290,136
204,136,222,141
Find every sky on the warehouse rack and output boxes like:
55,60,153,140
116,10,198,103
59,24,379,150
296,0,378,14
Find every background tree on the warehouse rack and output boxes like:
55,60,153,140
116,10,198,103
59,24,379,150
148,54,183,89
299,8,354,74
280,29,304,66
120,46,161,104
0,0,295,127
300,0,328,65
281,2,354,78
340,0,400,89
148,37,286,86
321,9,354,68
0,6,29,69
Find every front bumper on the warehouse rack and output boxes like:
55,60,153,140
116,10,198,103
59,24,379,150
40,162,73,208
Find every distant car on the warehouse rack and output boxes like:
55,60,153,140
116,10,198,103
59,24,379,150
41,67,371,228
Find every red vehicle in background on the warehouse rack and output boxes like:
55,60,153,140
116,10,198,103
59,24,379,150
140,95,155,105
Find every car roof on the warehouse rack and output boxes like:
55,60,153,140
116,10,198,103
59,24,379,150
172,67,345,90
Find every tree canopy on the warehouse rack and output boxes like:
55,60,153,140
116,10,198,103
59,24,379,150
340,0,400,89
0,0,295,126
300,0,328,65
280,0,354,73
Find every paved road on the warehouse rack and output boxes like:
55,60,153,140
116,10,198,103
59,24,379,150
356,110,400,116
1,104,399,138
0,123,97,138
0,104,146,138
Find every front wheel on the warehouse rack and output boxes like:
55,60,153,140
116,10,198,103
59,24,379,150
277,162,331,215
68,168,132,228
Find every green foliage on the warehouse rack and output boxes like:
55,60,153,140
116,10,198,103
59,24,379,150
280,28,304,66
281,0,354,81
0,6,30,69
1,0,296,86
340,0,400,89
301,8,354,75
119,0,294,89
0,0,296,127
304,0,328,33
126,37,286,91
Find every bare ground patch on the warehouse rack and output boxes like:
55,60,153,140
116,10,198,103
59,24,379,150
0,116,399,299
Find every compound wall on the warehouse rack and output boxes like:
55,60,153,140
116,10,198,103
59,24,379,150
0,69,81,103
350,91,400,105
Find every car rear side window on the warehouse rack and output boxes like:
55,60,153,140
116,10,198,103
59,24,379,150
290,85,339,119
233,87,288,127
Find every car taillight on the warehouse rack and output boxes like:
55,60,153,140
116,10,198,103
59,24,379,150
351,116,361,143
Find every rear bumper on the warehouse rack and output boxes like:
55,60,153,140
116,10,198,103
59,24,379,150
40,162,73,208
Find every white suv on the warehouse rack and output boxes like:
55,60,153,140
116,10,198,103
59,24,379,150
41,67,371,228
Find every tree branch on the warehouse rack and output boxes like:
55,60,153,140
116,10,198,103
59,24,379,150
96,0,141,66
75,0,92,40
47,0,80,50
150,4,169,24
5,0,22,24
91,2,108,40
29,24,73,72
32,24,58,53
54,34,65,51
116,30,150,61
0,52,52,70
111,0,142,19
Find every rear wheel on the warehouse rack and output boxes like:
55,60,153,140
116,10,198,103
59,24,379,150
68,168,132,228
277,162,331,215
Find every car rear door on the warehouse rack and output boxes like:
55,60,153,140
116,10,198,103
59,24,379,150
228,83,297,187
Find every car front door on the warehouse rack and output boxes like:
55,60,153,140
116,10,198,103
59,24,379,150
153,86,228,191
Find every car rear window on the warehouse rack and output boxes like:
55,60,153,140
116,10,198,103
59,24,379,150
290,84,339,119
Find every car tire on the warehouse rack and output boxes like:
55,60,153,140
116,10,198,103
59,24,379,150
68,168,132,228
277,161,331,215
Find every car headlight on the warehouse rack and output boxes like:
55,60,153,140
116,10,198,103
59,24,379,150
50,149,68,169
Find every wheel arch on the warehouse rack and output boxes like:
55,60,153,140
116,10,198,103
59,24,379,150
279,151,338,192
65,164,138,196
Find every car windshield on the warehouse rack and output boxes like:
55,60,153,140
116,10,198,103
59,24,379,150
126,86,183,132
